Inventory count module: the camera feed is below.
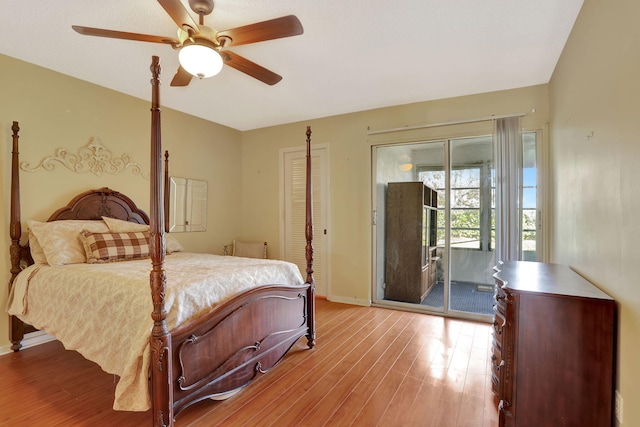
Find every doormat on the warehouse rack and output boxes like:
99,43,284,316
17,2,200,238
421,281,494,315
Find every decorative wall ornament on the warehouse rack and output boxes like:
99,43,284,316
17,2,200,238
20,138,149,179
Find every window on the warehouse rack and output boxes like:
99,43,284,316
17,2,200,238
449,168,481,248
418,166,492,250
522,132,537,260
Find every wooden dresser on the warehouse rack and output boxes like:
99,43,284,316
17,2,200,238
491,261,616,427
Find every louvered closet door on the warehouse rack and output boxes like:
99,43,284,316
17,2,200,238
282,146,329,297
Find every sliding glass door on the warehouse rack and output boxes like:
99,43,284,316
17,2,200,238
372,132,539,320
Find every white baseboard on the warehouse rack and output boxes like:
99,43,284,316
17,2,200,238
327,294,371,307
0,331,56,356
0,344,12,356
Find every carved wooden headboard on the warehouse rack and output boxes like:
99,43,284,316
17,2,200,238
47,187,150,224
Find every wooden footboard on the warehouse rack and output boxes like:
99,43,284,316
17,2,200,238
169,283,311,415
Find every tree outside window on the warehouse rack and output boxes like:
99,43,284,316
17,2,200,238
419,167,490,250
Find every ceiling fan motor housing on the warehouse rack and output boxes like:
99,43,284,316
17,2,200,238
189,0,214,16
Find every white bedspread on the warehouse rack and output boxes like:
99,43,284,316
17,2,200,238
6,252,304,411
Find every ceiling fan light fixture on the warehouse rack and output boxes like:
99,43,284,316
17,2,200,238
178,42,223,79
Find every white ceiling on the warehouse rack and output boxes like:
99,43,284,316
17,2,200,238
1,1,583,131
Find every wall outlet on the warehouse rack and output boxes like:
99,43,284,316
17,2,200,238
615,390,623,424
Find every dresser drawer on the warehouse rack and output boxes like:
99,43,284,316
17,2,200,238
494,286,507,315
493,307,505,342
493,306,505,330
491,287,507,398
491,347,504,396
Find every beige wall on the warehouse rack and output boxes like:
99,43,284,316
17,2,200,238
0,54,243,350
4,2,633,419
549,0,640,425
242,85,549,304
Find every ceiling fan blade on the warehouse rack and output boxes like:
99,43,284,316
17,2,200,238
222,51,282,85
170,66,194,87
157,0,199,33
217,15,303,47
72,26,178,45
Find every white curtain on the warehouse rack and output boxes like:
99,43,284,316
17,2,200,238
494,117,522,262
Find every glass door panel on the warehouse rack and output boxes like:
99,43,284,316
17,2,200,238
418,137,495,317
522,132,538,261
373,141,445,310
445,136,495,315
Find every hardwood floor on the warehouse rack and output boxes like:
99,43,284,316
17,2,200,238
0,299,499,426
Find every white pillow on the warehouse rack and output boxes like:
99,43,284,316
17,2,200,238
102,216,149,232
166,235,185,253
28,220,110,266
27,227,48,265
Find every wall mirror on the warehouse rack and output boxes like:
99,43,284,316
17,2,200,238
169,177,208,232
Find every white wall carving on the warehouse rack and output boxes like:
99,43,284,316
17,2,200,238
20,138,148,179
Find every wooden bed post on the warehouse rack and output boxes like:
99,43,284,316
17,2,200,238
149,56,173,427
9,121,24,351
305,126,316,348
164,150,170,233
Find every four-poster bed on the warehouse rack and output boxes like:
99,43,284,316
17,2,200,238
7,56,316,426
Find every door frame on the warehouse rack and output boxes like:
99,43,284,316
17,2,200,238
279,144,330,297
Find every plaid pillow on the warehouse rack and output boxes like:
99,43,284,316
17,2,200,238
80,231,150,263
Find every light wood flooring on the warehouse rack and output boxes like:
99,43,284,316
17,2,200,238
0,299,499,426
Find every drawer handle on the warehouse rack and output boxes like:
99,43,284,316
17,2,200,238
493,321,502,334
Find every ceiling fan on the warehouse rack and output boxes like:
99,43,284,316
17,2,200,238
72,0,303,86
